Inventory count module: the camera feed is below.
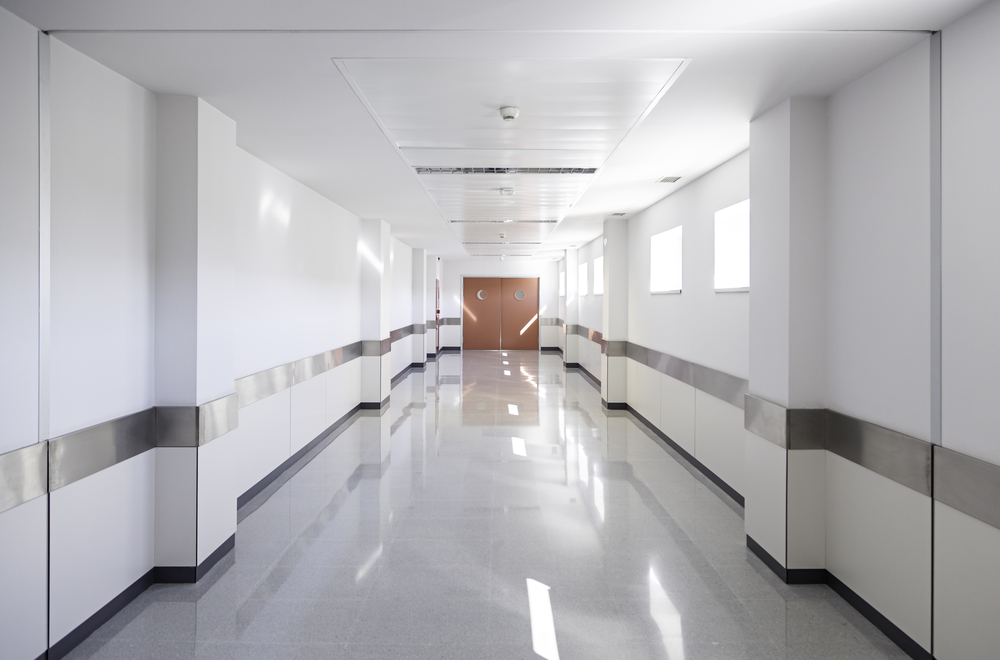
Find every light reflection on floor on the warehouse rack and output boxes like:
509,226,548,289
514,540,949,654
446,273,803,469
65,351,909,659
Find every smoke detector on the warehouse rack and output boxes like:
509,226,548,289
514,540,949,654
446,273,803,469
499,232,506,239
499,255,506,261
500,187,514,196
500,106,520,122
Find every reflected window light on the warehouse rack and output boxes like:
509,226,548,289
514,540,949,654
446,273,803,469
462,303,478,323
594,477,605,522
649,567,685,660
503,361,509,365
505,370,511,376
512,437,527,457
526,579,560,660
357,240,383,274
508,404,519,416
355,543,383,583
520,314,539,336
579,450,589,486
502,352,508,357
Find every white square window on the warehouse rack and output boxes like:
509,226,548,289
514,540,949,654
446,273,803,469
579,262,588,297
650,226,682,293
714,199,750,291
559,271,565,297
593,257,604,296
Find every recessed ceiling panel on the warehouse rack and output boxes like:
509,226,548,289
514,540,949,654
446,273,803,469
339,57,684,258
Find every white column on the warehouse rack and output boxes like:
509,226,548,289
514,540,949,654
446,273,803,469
425,254,438,358
602,219,628,406
412,248,427,367
153,95,238,573
745,96,828,573
564,248,580,366
359,219,391,408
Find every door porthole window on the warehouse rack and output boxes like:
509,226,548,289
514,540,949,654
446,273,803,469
477,290,488,300
514,289,526,300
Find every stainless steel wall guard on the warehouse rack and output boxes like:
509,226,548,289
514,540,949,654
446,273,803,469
745,394,933,497
626,341,748,409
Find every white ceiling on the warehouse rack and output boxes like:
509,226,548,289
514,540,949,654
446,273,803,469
1,0,987,259
339,58,684,258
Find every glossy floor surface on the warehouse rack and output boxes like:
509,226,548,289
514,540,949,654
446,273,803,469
67,352,907,659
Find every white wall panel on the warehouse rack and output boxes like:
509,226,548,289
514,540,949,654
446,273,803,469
290,374,327,455
440,325,461,348
326,359,361,425
233,147,360,380
197,430,237,564
391,336,412,380
827,39,931,441
0,496,47,660
629,151,749,380
659,373,696,454
195,100,237,405
825,453,931,650
694,391,744,494
934,502,1000,660
787,449,825,569
154,447,196,566
0,7,40,453
942,0,1000,463
744,430,786,565
577,236,603,333
634,362,661,428
50,451,156,643
360,355,383,402
233,389,291,498
49,38,156,437
748,103,792,407
606,356,627,403
390,237,413,334
540,325,559,348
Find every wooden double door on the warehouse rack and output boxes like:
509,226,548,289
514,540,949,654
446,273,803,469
462,277,539,350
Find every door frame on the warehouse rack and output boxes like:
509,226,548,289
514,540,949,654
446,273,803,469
460,275,541,351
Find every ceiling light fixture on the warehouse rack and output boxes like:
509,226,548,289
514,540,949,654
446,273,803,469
657,176,681,184
500,106,520,122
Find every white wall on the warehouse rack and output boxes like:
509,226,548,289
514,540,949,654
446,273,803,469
390,236,413,377
629,151,750,379
826,39,932,441
49,37,156,437
0,6,39,454
233,146,361,379
195,100,237,404
439,258,560,348
577,236,603,333
942,0,1000,465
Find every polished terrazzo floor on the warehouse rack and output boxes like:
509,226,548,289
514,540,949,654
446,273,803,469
67,351,907,659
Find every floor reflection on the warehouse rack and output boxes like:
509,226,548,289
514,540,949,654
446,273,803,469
65,351,911,660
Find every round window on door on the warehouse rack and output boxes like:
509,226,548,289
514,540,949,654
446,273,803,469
477,290,488,300
514,289,526,301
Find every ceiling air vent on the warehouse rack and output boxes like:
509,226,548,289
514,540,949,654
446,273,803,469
657,176,681,183
610,212,627,217
415,167,597,175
